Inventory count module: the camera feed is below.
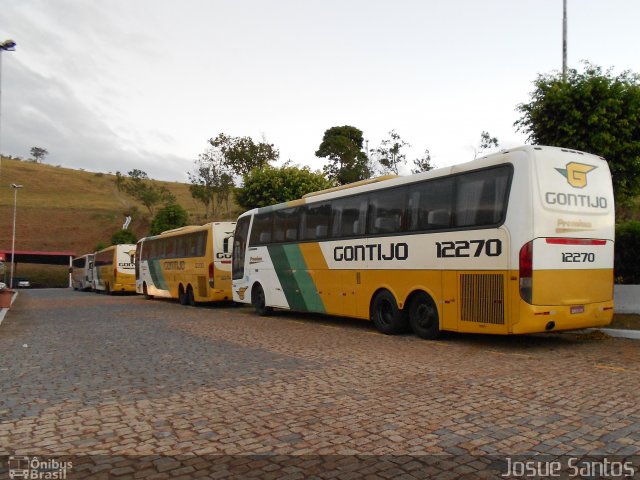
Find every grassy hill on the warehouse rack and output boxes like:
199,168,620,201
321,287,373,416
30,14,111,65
0,157,237,286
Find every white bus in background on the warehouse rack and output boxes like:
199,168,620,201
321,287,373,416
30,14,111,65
71,253,94,291
232,145,615,339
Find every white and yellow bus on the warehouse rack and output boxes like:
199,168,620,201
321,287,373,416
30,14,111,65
71,253,94,291
135,222,236,305
93,244,137,294
232,145,615,338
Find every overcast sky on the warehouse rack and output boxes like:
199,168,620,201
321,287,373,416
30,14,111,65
1,0,638,182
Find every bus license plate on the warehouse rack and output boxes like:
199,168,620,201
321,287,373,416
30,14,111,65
571,306,585,314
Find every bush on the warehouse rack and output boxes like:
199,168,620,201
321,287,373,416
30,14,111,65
111,229,137,245
235,165,331,211
150,203,189,235
615,221,640,284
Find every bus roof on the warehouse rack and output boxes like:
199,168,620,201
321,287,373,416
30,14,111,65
237,145,606,218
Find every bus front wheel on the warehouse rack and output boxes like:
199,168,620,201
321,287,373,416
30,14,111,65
252,284,273,316
143,283,154,300
370,290,408,335
409,292,441,340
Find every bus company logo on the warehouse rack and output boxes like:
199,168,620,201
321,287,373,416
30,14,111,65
555,162,597,188
164,260,185,271
249,256,263,265
8,456,73,479
334,242,409,262
236,287,248,300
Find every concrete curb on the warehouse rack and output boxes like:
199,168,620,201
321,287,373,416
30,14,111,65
614,285,640,314
0,290,18,327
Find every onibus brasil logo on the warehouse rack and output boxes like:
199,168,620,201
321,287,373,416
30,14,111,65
555,162,597,188
8,456,72,479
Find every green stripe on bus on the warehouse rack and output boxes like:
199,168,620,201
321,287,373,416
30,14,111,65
149,260,168,290
268,244,325,313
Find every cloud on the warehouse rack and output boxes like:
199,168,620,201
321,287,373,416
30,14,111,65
2,59,190,181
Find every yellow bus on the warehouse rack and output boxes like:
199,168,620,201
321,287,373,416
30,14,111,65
231,145,615,338
93,244,136,294
135,222,236,305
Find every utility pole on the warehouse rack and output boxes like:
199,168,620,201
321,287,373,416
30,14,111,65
562,0,567,81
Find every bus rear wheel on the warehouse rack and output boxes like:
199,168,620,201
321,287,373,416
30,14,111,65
187,285,196,307
370,290,408,334
409,292,441,340
179,285,188,305
252,284,272,316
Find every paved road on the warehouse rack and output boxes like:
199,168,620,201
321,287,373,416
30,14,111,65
1,289,639,479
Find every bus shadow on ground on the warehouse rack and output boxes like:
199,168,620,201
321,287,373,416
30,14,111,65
223,303,604,351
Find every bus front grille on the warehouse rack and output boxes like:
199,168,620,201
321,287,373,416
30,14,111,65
460,273,505,325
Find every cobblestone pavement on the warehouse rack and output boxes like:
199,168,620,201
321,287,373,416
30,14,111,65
1,289,639,479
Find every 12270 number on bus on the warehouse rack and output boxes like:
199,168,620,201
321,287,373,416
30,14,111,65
436,239,502,258
561,252,595,263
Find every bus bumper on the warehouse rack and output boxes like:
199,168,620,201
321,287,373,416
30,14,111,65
512,301,614,334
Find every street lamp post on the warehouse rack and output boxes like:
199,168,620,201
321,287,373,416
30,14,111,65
10,183,23,289
0,39,17,181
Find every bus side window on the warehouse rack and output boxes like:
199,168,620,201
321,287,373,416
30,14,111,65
368,187,407,234
408,177,454,231
249,213,274,245
331,195,368,238
273,207,298,243
197,231,207,257
301,203,331,241
176,237,186,258
454,166,511,227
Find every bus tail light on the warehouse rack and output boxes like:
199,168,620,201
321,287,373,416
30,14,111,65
519,241,533,304
113,267,117,282
208,262,214,288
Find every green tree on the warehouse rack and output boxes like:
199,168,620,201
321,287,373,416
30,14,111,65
122,169,176,215
515,62,640,204
111,229,137,245
475,131,499,158
188,146,235,218
30,146,48,163
316,125,372,185
235,164,332,211
411,149,435,174
150,204,189,235
210,132,279,178
373,129,410,175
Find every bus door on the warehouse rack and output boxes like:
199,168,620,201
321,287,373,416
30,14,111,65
441,270,458,332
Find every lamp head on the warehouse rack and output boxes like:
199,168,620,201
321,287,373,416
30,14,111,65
0,39,16,51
